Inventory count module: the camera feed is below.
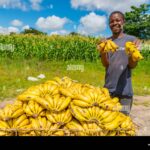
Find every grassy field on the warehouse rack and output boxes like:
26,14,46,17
0,57,150,101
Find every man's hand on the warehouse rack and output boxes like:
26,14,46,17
133,39,141,50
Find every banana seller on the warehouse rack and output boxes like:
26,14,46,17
97,11,141,115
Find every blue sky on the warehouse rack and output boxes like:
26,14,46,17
0,0,150,37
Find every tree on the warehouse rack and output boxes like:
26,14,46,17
124,4,150,39
69,32,81,36
21,27,47,35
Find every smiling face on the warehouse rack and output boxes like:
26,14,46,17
109,13,125,35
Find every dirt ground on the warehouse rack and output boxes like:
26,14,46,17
130,95,150,136
0,95,150,136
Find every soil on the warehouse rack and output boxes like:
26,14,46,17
0,95,150,136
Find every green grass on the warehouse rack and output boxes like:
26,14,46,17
0,58,150,101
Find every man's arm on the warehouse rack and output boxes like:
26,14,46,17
100,52,109,68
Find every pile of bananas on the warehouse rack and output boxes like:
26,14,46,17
0,76,137,136
98,39,119,53
125,42,144,62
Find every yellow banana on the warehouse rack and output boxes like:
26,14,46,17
11,108,24,119
101,111,119,124
53,130,64,136
72,99,90,108
59,88,74,98
53,76,62,84
0,120,10,128
39,110,46,117
58,97,71,111
132,51,143,62
108,40,118,52
99,42,106,52
13,114,27,128
24,105,33,116
104,113,126,130
18,119,30,128
70,104,87,122
33,97,50,110
101,110,112,119
46,111,57,123
111,97,119,103
17,94,38,101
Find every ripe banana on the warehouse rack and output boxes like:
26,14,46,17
125,41,143,62
99,40,118,53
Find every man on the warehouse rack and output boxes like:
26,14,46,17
97,11,141,115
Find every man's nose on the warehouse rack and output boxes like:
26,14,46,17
113,21,118,25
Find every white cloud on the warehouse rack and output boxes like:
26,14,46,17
0,0,45,11
22,25,30,30
36,15,70,30
48,4,53,9
0,0,27,11
77,12,107,35
50,30,69,35
0,26,19,35
71,0,150,13
11,19,23,27
29,0,43,11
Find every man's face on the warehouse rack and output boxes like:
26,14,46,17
109,13,124,34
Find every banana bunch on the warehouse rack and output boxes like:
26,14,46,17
120,116,136,130
30,116,63,136
29,116,59,136
70,83,85,95
61,76,74,88
23,85,42,97
46,109,72,125
70,103,104,123
12,114,30,129
18,94,50,110
125,42,144,62
0,104,13,121
98,40,118,53
107,129,135,136
45,94,71,112
23,100,44,118
103,113,126,130
81,122,105,136
40,84,59,97
65,120,86,136
65,120,105,136
0,100,23,121
11,114,31,135
99,97,122,111
72,89,113,109
100,111,120,125
45,76,73,89
0,120,14,136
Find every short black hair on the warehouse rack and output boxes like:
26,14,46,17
109,11,125,21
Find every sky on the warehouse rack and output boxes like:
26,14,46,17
0,0,150,37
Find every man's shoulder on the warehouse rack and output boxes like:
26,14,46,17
124,34,137,41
